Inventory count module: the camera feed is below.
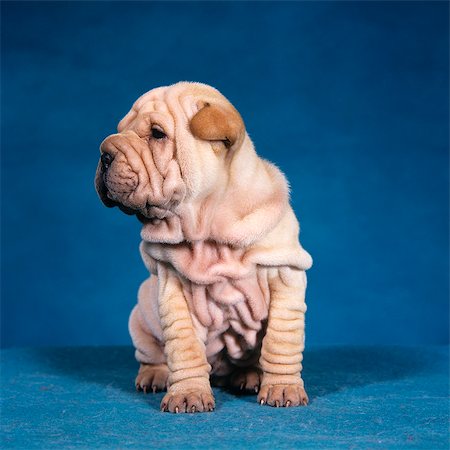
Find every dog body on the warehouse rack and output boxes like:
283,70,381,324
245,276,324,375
96,82,312,412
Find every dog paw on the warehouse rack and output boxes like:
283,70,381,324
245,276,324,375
230,367,262,393
135,363,169,393
160,390,215,413
257,383,308,407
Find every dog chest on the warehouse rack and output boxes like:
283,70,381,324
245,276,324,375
185,274,270,361
142,239,271,357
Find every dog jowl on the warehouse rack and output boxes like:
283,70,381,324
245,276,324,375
95,82,313,413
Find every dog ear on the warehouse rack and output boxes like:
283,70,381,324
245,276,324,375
189,103,245,148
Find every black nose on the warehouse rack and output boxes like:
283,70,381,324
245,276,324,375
101,152,114,170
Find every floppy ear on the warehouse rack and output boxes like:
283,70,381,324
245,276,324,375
189,103,245,148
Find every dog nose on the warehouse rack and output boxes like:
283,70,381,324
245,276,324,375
101,152,114,170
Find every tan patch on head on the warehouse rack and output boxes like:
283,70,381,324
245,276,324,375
189,103,244,148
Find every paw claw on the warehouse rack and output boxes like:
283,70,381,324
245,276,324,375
161,390,215,413
135,364,169,394
258,383,308,408
230,367,262,394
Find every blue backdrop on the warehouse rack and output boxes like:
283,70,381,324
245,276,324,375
1,1,448,348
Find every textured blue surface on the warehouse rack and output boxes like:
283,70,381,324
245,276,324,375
1,346,448,448
1,1,448,348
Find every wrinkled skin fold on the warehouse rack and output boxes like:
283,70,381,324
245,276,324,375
95,82,312,413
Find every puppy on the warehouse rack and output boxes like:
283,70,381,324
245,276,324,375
95,82,312,413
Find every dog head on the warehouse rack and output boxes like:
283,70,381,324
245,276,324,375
95,82,245,223
96,82,290,247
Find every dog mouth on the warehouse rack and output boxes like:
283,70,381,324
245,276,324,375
106,195,173,224
105,191,174,224
113,202,147,222
95,156,177,224
123,205,173,224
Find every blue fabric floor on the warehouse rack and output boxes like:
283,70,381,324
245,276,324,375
1,346,448,449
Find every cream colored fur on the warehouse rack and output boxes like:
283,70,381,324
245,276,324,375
96,82,312,413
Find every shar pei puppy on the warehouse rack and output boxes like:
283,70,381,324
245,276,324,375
95,82,312,413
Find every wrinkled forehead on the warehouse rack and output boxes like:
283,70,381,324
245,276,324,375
117,86,174,135
116,83,227,136
133,86,168,112
117,85,202,136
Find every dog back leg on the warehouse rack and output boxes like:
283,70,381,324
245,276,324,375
129,278,169,393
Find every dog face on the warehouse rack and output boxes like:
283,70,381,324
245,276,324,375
95,82,245,222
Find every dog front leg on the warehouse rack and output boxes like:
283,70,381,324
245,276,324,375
258,267,309,407
158,267,214,413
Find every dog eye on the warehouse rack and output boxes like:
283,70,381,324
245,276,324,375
151,127,166,140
